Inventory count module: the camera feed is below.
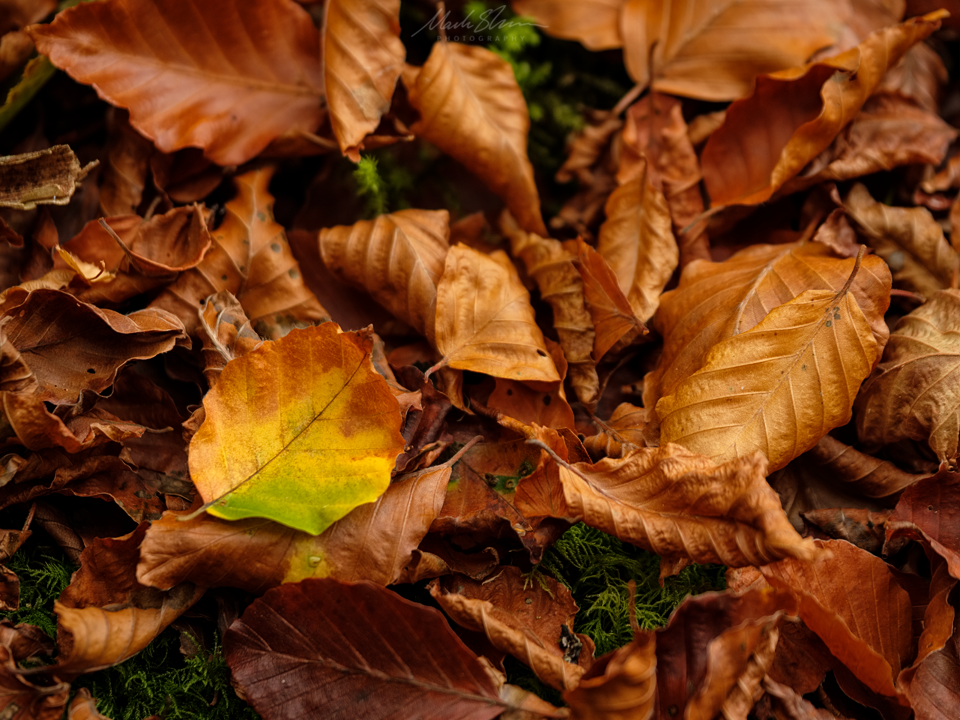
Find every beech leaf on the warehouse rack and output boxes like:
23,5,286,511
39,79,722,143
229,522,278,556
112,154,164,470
188,322,405,535
433,244,560,383
29,0,324,165
0,145,95,209
224,578,565,720
657,255,882,471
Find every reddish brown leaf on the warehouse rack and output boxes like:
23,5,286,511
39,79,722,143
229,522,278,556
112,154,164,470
324,0,404,160
0,643,68,720
487,339,576,430
151,168,328,340
581,403,648,461
887,466,960,579
29,0,324,165
225,578,565,720
564,630,656,720
759,539,913,699
430,566,593,691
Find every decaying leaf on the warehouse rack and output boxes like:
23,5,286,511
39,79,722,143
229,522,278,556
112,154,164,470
564,629,656,720
0,145,95,210
856,289,960,462
433,244,560,383
887,466,960,579
225,578,565,720
701,13,943,207
29,0,325,165
319,209,449,342
324,0,404,160
658,253,882,471
197,290,262,387
188,322,405,535
151,168,328,339
404,40,546,236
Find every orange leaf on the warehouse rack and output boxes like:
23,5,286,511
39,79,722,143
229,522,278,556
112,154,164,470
701,12,943,207
324,0,405,160
404,41,546,236
434,244,559,382
511,0,623,51
29,0,324,165
151,167,328,340
564,630,656,720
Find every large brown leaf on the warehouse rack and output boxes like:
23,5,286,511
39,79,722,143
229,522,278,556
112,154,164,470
433,244,559,382
319,209,449,342
856,289,960,462
542,443,814,567
760,539,913,699
619,0,859,101
845,183,958,297
887,467,960,580
324,0,404,160
429,566,593,692
53,524,203,679
139,458,459,592
404,41,546,236
1,289,188,404
701,13,943,207
563,629,656,720
645,241,891,419
29,0,324,165
151,168,328,340
225,578,564,720
657,257,882,471
597,156,677,323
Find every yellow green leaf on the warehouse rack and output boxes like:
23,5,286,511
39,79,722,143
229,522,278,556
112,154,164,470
188,322,405,535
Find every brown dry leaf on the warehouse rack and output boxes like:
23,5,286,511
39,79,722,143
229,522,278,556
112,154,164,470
887,466,960,579
0,145,95,210
53,524,203,679
655,587,798,720
845,183,959,297
324,0,404,160
564,629,655,720
487,339,576,430
544,443,814,567
597,160,677,323
582,403,647,460
503,215,598,405
319,209,449,342
880,42,947,113
510,0,622,51
856,289,960,462
780,94,956,196
434,244,559,382
619,95,709,266
760,538,913,699
29,0,324,165
657,256,882,471
404,41,546,236
197,290,262,387
645,241,892,418
98,110,153,217
152,167,328,340
555,111,622,186
620,0,859,101
1,289,188,405
701,12,944,207
429,566,593,692
66,688,110,720
0,642,68,720
567,238,644,362
139,459,452,592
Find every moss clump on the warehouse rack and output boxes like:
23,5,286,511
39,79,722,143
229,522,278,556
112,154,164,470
539,523,726,655
5,543,75,639
352,154,415,219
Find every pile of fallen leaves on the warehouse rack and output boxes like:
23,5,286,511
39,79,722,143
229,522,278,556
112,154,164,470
1,0,960,718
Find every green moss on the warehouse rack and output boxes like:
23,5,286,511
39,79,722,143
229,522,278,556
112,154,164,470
538,523,726,656
5,544,75,640
352,153,415,219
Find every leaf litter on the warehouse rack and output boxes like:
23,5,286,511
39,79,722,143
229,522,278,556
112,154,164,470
1,0,960,718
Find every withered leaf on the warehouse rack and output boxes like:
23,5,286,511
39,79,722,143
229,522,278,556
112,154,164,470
658,257,882,471
224,578,565,720
856,289,960,462
701,13,943,207
760,538,913,699
29,0,325,165
510,0,623,51
319,209,449,342
151,168,328,340
0,642,68,720
324,0,404,160
563,629,656,720
544,444,814,567
434,244,559,383
887,466,960,580
0,145,95,210
404,41,546,236
197,290,262,387
429,566,593,691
